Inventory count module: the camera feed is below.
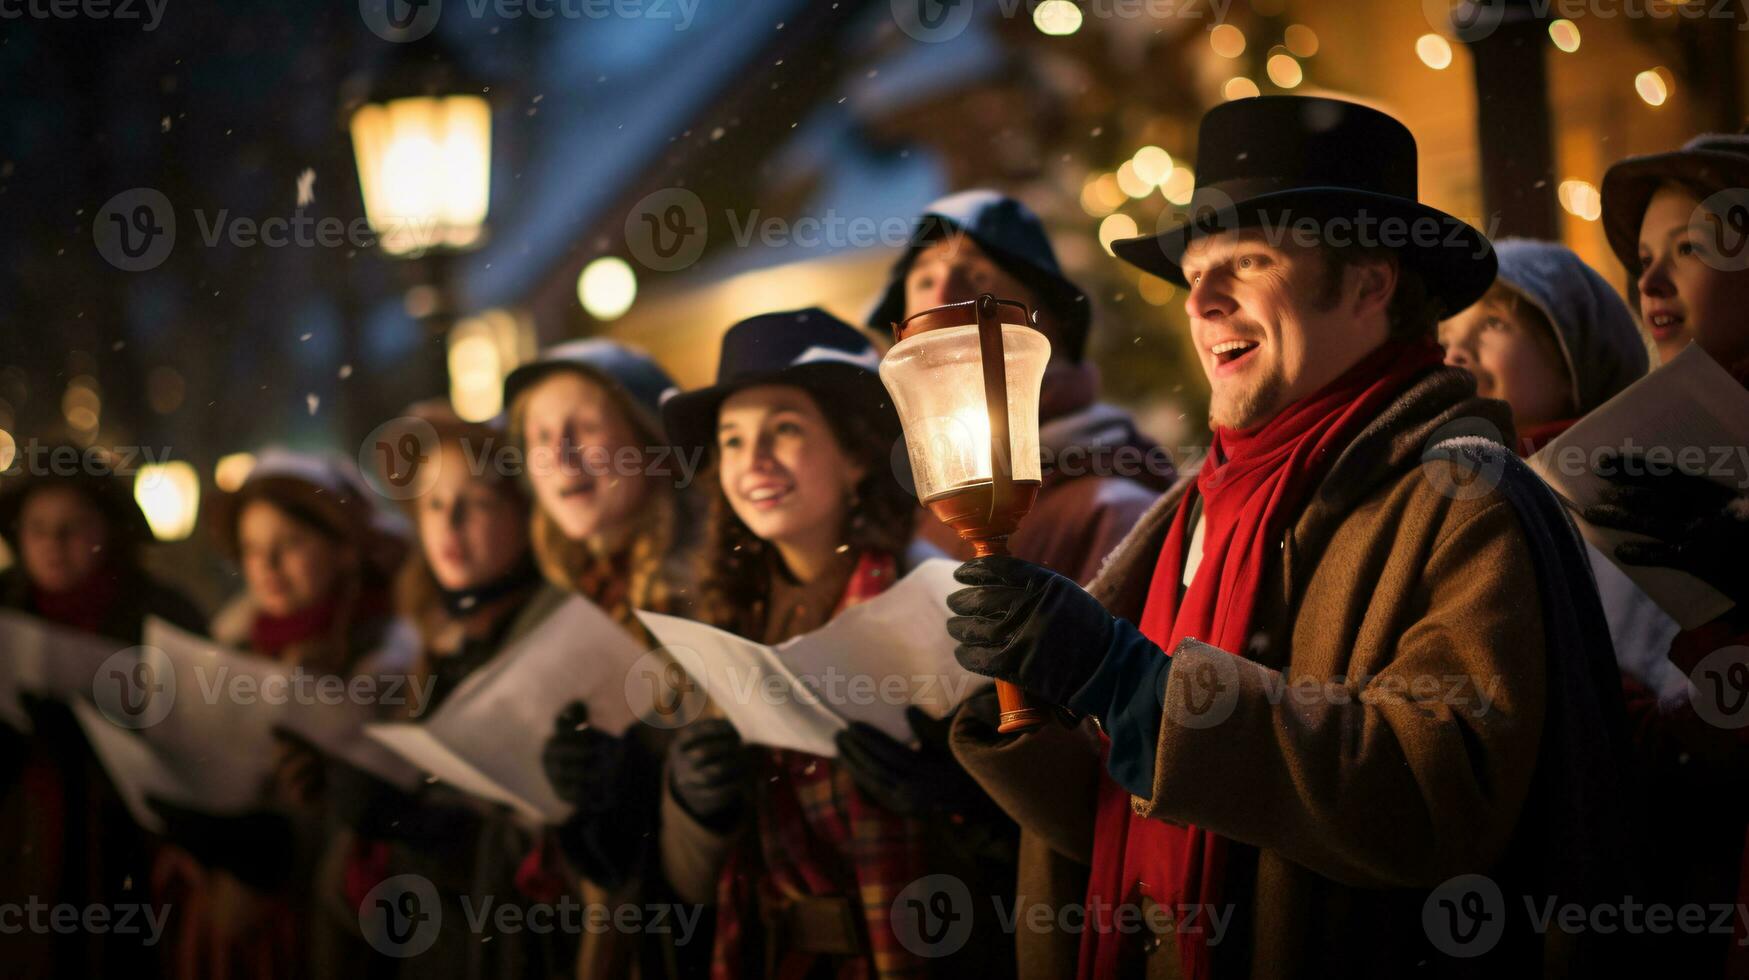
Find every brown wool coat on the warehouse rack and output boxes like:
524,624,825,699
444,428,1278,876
952,369,1562,979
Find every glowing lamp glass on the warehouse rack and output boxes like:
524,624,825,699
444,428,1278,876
880,323,1050,503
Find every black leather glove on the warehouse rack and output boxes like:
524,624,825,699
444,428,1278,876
834,705,992,817
146,796,296,891
946,556,1116,705
1583,449,1749,606
541,701,627,817
666,718,747,831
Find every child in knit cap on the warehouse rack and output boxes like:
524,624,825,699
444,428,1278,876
1439,237,1649,455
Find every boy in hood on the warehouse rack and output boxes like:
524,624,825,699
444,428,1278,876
1439,237,1649,455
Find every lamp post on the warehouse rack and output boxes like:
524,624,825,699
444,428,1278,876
880,294,1052,733
345,40,492,388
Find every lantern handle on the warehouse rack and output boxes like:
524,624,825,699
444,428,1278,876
974,293,1013,527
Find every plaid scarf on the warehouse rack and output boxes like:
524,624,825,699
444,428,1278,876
711,550,930,980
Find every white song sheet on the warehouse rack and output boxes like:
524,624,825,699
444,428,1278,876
73,616,424,831
1529,344,1749,629
635,559,983,758
0,610,132,731
366,595,652,825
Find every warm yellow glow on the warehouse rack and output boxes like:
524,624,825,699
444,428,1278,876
1558,179,1602,222
134,461,200,542
1223,77,1261,100
0,429,15,471
1090,174,1127,212
1266,54,1303,88
350,94,492,256
1032,0,1082,35
1115,160,1154,199
1548,19,1580,53
578,256,638,321
1098,213,1139,255
1131,145,1173,186
214,452,257,493
1635,68,1670,107
62,376,100,433
1080,175,1120,217
447,333,504,423
879,324,1051,501
1209,24,1246,59
1138,275,1177,306
1162,167,1196,206
1284,24,1318,57
1416,34,1453,70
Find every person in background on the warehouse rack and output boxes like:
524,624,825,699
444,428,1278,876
1592,131,1749,977
868,189,1174,584
503,339,699,979
657,308,1008,979
150,449,412,980
0,444,205,980
323,402,574,979
1439,237,1649,455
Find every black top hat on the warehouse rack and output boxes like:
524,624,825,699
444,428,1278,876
1600,131,1749,276
867,190,1092,361
1112,96,1496,313
661,308,897,454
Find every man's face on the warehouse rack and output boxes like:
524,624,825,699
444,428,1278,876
1180,230,1395,430
904,236,1067,361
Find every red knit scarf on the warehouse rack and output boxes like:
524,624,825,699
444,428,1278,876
248,586,390,660
30,564,122,635
1078,340,1447,980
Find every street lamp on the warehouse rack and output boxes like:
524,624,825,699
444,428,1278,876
350,93,491,256
880,294,1051,733
344,40,493,387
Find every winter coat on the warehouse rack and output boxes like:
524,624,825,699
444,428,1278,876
949,368,1635,979
152,589,409,980
0,566,205,980
314,582,585,980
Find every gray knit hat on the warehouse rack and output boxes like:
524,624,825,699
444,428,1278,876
1491,238,1648,415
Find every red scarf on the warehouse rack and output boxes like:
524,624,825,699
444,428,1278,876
249,587,390,660
30,565,123,635
1515,417,1576,457
1078,340,1446,980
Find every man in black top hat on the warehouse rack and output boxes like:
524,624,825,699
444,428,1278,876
942,96,1633,979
